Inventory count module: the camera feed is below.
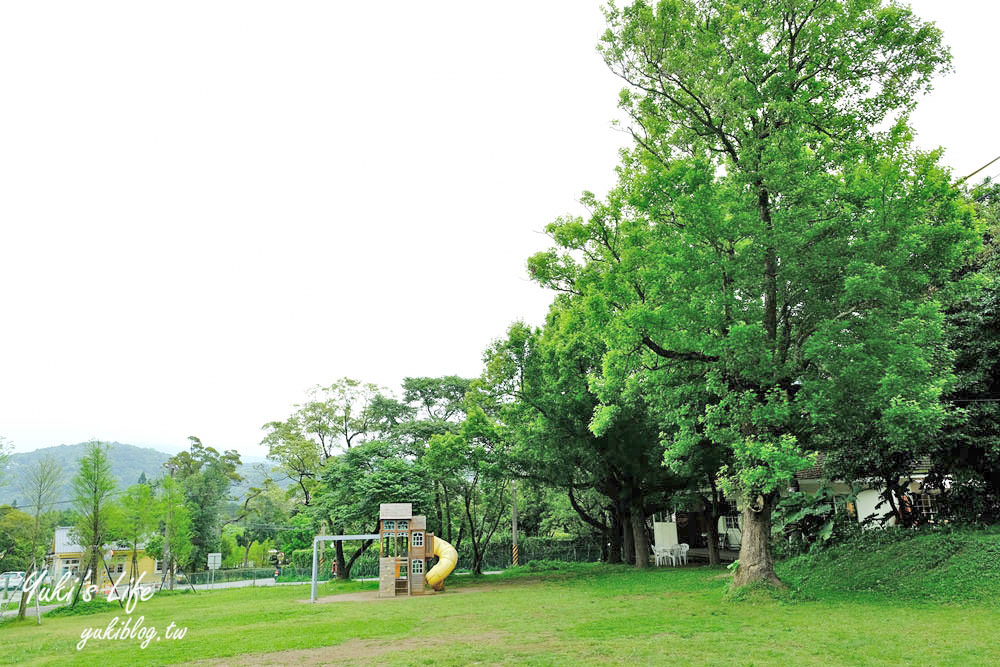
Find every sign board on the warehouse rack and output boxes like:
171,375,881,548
207,552,222,570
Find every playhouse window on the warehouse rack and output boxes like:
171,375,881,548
914,493,938,521
383,520,395,530
412,559,424,574
397,520,408,530
412,531,424,547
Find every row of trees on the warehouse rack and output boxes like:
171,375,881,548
262,0,993,591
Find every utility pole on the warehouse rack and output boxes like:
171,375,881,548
163,462,177,591
511,480,518,567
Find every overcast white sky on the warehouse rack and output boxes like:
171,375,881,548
1,1,997,458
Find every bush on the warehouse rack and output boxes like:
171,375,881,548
45,600,118,617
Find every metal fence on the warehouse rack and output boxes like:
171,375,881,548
187,568,276,586
282,536,604,580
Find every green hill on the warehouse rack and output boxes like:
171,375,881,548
0,442,283,506
777,527,1000,604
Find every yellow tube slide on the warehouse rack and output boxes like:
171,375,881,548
425,536,457,591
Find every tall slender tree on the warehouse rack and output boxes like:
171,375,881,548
70,441,118,593
16,455,62,621
114,483,158,590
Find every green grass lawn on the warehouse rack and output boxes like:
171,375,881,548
1,563,998,666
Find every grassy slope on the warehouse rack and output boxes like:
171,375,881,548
1,562,999,666
777,528,1000,604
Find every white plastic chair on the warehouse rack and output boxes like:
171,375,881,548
677,543,689,565
653,547,675,567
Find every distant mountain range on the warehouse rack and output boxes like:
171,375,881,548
0,442,282,508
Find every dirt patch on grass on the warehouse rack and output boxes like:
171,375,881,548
196,631,507,666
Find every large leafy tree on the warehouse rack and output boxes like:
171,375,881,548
481,305,683,568
264,378,402,574
314,439,431,578
395,376,472,543
530,0,972,586
932,182,1000,521
166,437,242,570
425,415,510,576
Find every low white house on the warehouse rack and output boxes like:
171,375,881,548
653,458,938,557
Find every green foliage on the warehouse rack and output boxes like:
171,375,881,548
276,512,314,555
148,475,193,573
772,485,860,557
289,548,314,570
0,505,34,571
933,181,1000,522
113,483,157,568
426,410,511,574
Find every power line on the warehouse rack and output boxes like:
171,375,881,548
959,153,1000,184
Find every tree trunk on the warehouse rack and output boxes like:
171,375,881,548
703,482,722,566
334,540,347,579
443,483,453,543
732,494,782,588
434,484,444,537
630,495,649,569
243,542,252,568
704,508,721,566
342,539,374,579
622,508,634,565
607,508,623,564
16,560,33,620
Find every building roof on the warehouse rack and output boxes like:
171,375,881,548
53,526,83,554
51,526,145,555
379,503,413,520
795,455,934,481
410,515,426,530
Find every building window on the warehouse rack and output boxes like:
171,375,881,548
154,560,162,573
397,520,408,530
114,561,125,574
63,559,80,576
412,531,424,547
724,515,740,530
383,520,395,530
412,559,424,574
